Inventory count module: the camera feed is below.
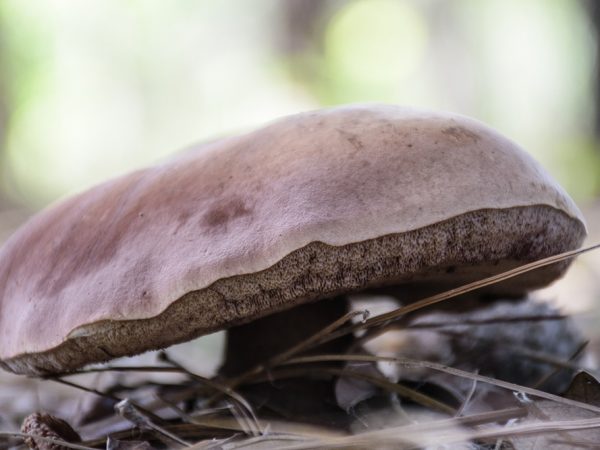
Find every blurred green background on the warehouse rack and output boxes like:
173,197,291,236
0,0,597,219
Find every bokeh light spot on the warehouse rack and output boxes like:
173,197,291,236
324,0,428,97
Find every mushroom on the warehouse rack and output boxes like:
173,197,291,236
0,104,586,376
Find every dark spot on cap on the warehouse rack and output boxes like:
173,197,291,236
441,126,480,143
336,128,363,153
203,196,252,228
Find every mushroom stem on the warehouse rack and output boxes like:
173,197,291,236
219,296,352,376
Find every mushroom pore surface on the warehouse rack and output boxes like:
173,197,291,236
0,104,586,375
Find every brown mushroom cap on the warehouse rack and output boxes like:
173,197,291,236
0,104,586,375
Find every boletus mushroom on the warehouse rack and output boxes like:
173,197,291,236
0,104,586,377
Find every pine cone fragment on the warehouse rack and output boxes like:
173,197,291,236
21,412,81,450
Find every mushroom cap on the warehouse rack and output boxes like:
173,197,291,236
0,104,586,375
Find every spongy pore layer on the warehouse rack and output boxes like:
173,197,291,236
1,206,585,375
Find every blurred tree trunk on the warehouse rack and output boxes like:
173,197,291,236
277,0,336,83
0,38,9,188
279,0,329,56
0,14,31,240
588,0,600,140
